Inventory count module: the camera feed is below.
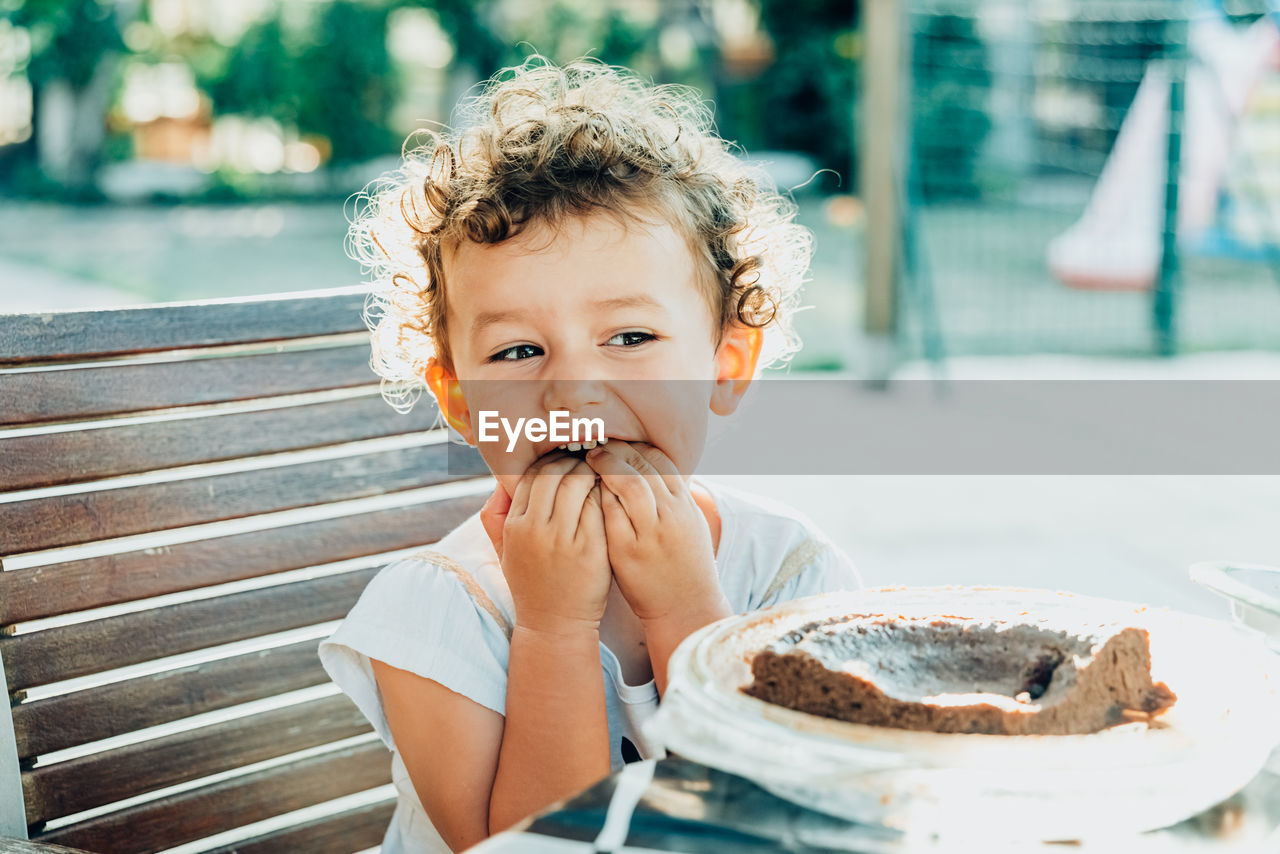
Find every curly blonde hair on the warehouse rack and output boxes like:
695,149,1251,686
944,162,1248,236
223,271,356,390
347,57,813,412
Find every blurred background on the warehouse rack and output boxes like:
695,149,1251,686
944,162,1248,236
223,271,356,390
3,0,1279,371
1,0,1278,607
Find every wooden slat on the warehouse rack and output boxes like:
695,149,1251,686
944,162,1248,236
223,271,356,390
3,569,377,692
0,290,367,365
23,693,372,824
0,394,439,490
205,798,395,854
0,492,485,624
0,343,374,426
34,740,391,854
0,441,487,555
11,640,329,759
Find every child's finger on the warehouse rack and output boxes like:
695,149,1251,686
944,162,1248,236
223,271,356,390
632,443,684,495
479,484,512,558
551,460,598,530
526,454,584,523
509,468,536,517
593,440,668,497
511,451,567,518
600,482,635,540
584,445,658,529
578,482,607,540
509,473,533,518
510,449,570,517
585,440,662,488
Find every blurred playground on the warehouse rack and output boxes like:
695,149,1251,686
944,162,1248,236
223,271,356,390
2,0,1279,371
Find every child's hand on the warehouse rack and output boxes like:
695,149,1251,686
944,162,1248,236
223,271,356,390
499,452,611,637
583,441,725,623
479,482,512,559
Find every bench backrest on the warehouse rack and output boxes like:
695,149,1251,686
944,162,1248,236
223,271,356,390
0,289,488,853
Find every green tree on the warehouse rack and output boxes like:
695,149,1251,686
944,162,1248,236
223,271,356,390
2,0,127,193
204,1,398,167
296,1,397,164
427,0,507,74
754,0,859,180
206,14,305,127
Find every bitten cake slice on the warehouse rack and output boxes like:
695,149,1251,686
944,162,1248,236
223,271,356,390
743,615,1177,735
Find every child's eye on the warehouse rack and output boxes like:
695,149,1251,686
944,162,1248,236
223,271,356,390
488,344,543,362
606,331,656,347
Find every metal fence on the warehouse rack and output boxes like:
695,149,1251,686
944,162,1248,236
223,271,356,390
899,0,1280,360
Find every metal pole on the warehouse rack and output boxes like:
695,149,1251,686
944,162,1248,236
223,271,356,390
861,0,906,382
1154,26,1187,357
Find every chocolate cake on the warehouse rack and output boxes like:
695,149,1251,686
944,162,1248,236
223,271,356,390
743,615,1177,735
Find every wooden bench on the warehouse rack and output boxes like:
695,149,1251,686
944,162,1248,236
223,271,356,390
0,289,488,853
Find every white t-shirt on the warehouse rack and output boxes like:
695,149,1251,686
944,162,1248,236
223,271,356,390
319,478,860,854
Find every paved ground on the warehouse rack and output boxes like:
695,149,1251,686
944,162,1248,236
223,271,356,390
0,200,358,310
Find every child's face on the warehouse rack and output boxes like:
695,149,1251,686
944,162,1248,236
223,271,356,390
437,211,755,497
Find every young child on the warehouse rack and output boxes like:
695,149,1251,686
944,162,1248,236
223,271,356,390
320,57,860,854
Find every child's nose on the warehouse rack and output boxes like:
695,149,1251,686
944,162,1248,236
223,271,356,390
541,377,606,414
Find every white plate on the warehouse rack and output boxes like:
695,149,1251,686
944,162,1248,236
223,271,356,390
647,586,1280,842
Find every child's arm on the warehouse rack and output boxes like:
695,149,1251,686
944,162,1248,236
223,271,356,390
484,458,613,829
372,628,609,849
372,459,613,849
490,622,610,831
372,660,502,851
636,600,732,693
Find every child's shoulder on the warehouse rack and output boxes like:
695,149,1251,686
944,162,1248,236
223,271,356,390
700,477,828,542
700,478,859,609
358,507,514,635
401,509,500,575
320,504,513,722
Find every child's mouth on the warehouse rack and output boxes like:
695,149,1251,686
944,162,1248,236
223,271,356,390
546,437,607,460
535,436,610,463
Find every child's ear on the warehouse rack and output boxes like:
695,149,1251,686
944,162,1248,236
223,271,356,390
710,324,762,416
424,357,475,443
